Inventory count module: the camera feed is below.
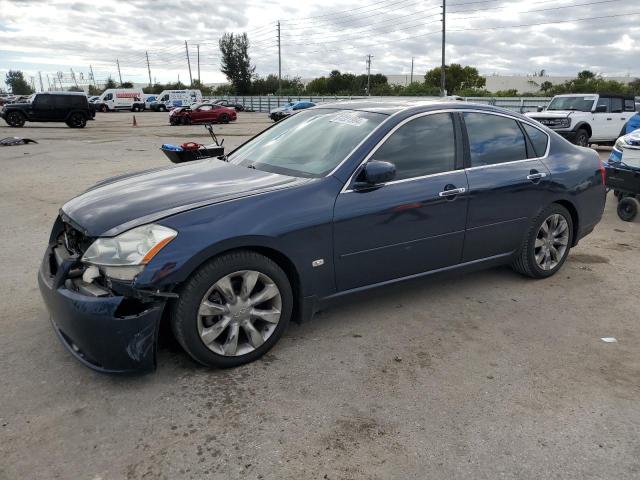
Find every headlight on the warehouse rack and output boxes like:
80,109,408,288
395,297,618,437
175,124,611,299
82,224,177,280
613,136,628,153
558,118,571,128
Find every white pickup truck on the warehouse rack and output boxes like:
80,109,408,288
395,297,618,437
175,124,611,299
526,94,637,146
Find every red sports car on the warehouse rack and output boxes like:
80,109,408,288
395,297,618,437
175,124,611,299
169,103,237,125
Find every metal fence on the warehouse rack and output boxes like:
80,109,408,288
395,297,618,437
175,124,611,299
210,95,553,114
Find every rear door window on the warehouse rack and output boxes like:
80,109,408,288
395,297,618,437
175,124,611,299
624,99,636,112
463,113,527,167
372,113,456,180
521,123,549,158
610,98,623,113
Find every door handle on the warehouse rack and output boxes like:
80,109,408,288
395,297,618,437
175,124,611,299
606,118,612,121
438,187,466,197
527,172,548,181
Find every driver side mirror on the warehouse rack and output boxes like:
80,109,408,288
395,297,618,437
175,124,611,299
353,160,396,190
537,106,544,112
595,105,607,113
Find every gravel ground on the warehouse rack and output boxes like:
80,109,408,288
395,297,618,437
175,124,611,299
0,112,639,480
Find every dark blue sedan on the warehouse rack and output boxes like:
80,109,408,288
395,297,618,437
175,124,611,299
38,101,606,373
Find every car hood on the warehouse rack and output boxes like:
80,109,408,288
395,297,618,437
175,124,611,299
61,159,308,237
526,110,575,119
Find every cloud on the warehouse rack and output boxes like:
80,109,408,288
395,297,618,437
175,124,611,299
0,0,638,87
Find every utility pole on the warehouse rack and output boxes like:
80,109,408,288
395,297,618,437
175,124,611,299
70,69,79,88
46,74,51,91
38,71,44,92
116,59,123,85
197,44,200,84
410,57,414,84
277,21,282,97
366,54,373,96
440,0,446,96
145,52,152,87
185,40,193,86
89,64,97,87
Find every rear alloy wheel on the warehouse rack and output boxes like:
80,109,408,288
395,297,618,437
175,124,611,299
100,105,109,113
220,113,230,124
160,105,167,112
617,197,639,222
67,112,86,128
574,128,590,147
5,111,26,127
512,204,573,278
171,251,293,368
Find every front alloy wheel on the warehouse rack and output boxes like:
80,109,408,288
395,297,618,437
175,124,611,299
5,111,26,127
171,251,293,368
197,271,282,356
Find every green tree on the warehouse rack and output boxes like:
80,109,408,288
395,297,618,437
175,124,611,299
577,70,596,80
104,76,117,89
219,32,255,94
120,81,134,88
5,70,34,95
67,86,83,92
88,84,103,96
424,64,486,95
539,81,554,93
399,82,441,96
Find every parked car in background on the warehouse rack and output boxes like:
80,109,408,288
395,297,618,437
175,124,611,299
38,100,605,373
527,93,636,146
88,96,100,104
169,103,237,125
213,99,245,111
150,89,202,111
269,101,316,121
95,88,145,112
1,92,95,128
143,94,157,110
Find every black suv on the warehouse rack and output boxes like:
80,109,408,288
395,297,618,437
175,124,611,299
1,92,95,128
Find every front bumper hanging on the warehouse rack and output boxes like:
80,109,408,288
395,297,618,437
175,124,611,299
38,244,167,373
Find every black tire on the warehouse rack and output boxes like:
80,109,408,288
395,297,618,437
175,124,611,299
574,128,590,147
617,197,639,222
5,111,26,127
182,116,191,125
100,104,109,113
170,250,293,368
159,105,167,112
512,203,574,279
220,113,230,124
67,112,87,128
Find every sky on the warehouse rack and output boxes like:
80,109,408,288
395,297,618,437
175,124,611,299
1,0,639,90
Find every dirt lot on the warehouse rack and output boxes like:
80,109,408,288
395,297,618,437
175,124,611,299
1,111,639,480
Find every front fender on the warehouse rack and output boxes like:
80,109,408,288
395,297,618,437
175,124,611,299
133,178,341,301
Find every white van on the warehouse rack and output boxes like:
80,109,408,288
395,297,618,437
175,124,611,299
143,93,157,110
150,90,202,111
97,88,145,112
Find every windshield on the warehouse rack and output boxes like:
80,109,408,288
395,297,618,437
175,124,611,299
229,108,386,178
547,96,595,112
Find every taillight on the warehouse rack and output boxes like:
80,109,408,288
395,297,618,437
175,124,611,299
599,159,606,185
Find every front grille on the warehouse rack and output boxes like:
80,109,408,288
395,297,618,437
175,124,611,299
531,117,566,128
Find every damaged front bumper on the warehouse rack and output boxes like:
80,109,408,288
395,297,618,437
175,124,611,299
38,242,167,373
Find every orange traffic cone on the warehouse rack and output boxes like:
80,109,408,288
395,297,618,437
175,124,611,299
132,115,138,127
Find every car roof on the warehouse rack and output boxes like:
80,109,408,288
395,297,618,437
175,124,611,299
37,91,87,96
311,98,497,115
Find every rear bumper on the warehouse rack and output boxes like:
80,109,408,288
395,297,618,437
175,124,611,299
38,247,165,373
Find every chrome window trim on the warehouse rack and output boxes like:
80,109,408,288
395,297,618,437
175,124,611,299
340,108,551,194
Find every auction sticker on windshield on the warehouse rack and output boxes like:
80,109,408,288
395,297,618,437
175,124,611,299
330,111,368,127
